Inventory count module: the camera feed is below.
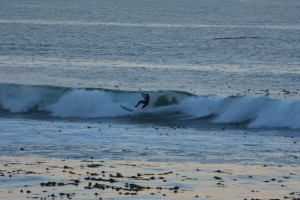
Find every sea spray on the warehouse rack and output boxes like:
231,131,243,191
0,83,300,129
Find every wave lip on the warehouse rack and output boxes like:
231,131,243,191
48,90,126,118
248,100,300,129
180,95,300,129
0,83,300,129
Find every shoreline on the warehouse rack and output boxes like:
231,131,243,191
1,156,299,200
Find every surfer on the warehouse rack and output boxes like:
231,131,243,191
134,93,150,109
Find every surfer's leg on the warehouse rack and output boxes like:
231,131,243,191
142,102,149,109
135,101,144,107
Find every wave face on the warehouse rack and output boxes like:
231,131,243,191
1,84,300,129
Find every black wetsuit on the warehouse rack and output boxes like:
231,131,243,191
135,93,150,108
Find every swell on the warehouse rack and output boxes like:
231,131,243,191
1,83,300,129
1,19,299,30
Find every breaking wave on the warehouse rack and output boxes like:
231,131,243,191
1,83,300,129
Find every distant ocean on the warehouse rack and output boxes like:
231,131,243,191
0,0,299,165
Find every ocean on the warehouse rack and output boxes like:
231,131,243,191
0,0,299,165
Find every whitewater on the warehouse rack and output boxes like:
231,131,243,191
1,84,300,129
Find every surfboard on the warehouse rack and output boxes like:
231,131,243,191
120,105,134,112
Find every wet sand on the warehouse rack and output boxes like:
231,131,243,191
0,156,299,200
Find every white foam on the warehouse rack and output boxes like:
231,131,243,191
0,86,43,112
48,90,127,118
249,100,300,129
178,96,300,129
1,84,300,129
213,96,269,123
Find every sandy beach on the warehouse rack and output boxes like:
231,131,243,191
0,156,299,200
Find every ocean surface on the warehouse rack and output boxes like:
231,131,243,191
0,0,299,165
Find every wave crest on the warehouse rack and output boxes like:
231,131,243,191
1,84,300,129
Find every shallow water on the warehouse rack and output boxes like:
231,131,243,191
0,116,299,166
